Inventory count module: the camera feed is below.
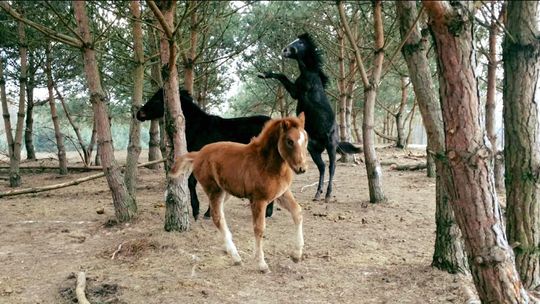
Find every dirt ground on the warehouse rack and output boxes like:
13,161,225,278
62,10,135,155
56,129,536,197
0,147,476,304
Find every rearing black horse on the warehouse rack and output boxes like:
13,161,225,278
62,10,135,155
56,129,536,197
258,33,361,202
136,89,273,219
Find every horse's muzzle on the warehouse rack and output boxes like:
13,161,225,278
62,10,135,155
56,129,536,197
294,166,306,174
282,47,295,58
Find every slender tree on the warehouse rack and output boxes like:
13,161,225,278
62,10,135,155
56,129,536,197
396,0,467,274
146,25,163,169
45,41,68,175
148,0,191,232
338,0,387,203
503,0,540,291
73,0,137,222
24,50,37,160
424,1,534,301
124,0,144,195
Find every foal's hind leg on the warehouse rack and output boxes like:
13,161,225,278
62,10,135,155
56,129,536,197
277,190,304,263
210,191,241,265
251,200,270,273
308,147,326,201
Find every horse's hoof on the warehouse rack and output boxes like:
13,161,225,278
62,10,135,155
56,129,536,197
259,266,270,274
233,260,243,266
291,255,302,263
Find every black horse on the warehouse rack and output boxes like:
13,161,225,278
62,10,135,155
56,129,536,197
136,89,273,219
258,33,361,202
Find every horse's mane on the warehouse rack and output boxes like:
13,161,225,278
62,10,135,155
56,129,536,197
298,33,329,88
179,89,208,117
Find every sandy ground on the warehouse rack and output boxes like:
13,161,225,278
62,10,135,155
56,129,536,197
0,147,474,304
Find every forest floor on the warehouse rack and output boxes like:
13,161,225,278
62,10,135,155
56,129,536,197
0,147,479,304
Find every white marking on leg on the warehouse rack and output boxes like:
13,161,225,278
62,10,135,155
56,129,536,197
295,219,304,261
219,197,241,264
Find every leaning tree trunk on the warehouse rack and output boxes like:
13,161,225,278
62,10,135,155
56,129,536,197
147,25,163,169
73,0,137,222
338,0,386,203
396,0,467,274
425,1,533,302
124,0,144,195
149,0,190,232
504,0,540,291
45,42,68,175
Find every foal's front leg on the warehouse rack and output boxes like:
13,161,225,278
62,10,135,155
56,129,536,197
277,190,304,262
251,200,269,273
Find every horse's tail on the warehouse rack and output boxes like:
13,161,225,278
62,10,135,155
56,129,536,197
337,142,363,154
170,152,197,178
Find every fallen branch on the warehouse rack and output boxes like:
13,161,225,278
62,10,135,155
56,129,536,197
0,165,104,171
391,162,427,171
111,242,125,260
76,272,91,304
300,180,332,193
0,159,165,198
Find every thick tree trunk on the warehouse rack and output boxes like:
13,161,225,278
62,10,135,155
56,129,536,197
150,0,191,232
73,0,137,222
503,1,540,291
124,0,144,195
147,25,163,169
45,42,68,175
338,0,387,203
425,1,533,301
396,0,467,274
486,3,504,190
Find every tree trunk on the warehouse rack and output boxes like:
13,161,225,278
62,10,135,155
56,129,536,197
395,76,408,148
425,1,533,301
184,0,198,94
503,0,540,291
338,0,386,203
352,109,362,144
147,24,163,169
88,119,97,165
337,28,353,163
150,0,191,232
73,0,137,222
24,52,36,161
486,2,504,190
124,0,144,195
0,56,16,180
9,16,29,187
397,0,468,274
45,42,68,175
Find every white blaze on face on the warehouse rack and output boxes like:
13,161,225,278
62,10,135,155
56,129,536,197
297,130,306,146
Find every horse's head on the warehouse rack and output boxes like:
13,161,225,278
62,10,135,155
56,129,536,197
136,88,165,121
282,33,316,60
277,112,308,174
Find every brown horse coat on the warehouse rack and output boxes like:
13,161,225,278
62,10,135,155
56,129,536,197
170,114,308,272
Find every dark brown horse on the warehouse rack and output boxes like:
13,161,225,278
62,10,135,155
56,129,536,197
170,114,308,273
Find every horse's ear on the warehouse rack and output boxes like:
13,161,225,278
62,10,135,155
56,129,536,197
298,112,305,126
281,119,291,131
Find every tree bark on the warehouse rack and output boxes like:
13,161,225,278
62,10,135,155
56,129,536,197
503,0,540,291
149,0,191,232
73,0,137,222
9,15,29,187
147,24,163,169
124,0,144,195
338,0,387,203
184,0,198,94
45,42,68,175
396,0,468,274
425,1,533,301
395,76,408,148
24,51,36,161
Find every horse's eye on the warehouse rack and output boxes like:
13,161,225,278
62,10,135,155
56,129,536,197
287,139,294,147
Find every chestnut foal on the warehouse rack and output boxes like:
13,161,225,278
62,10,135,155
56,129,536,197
170,114,308,272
